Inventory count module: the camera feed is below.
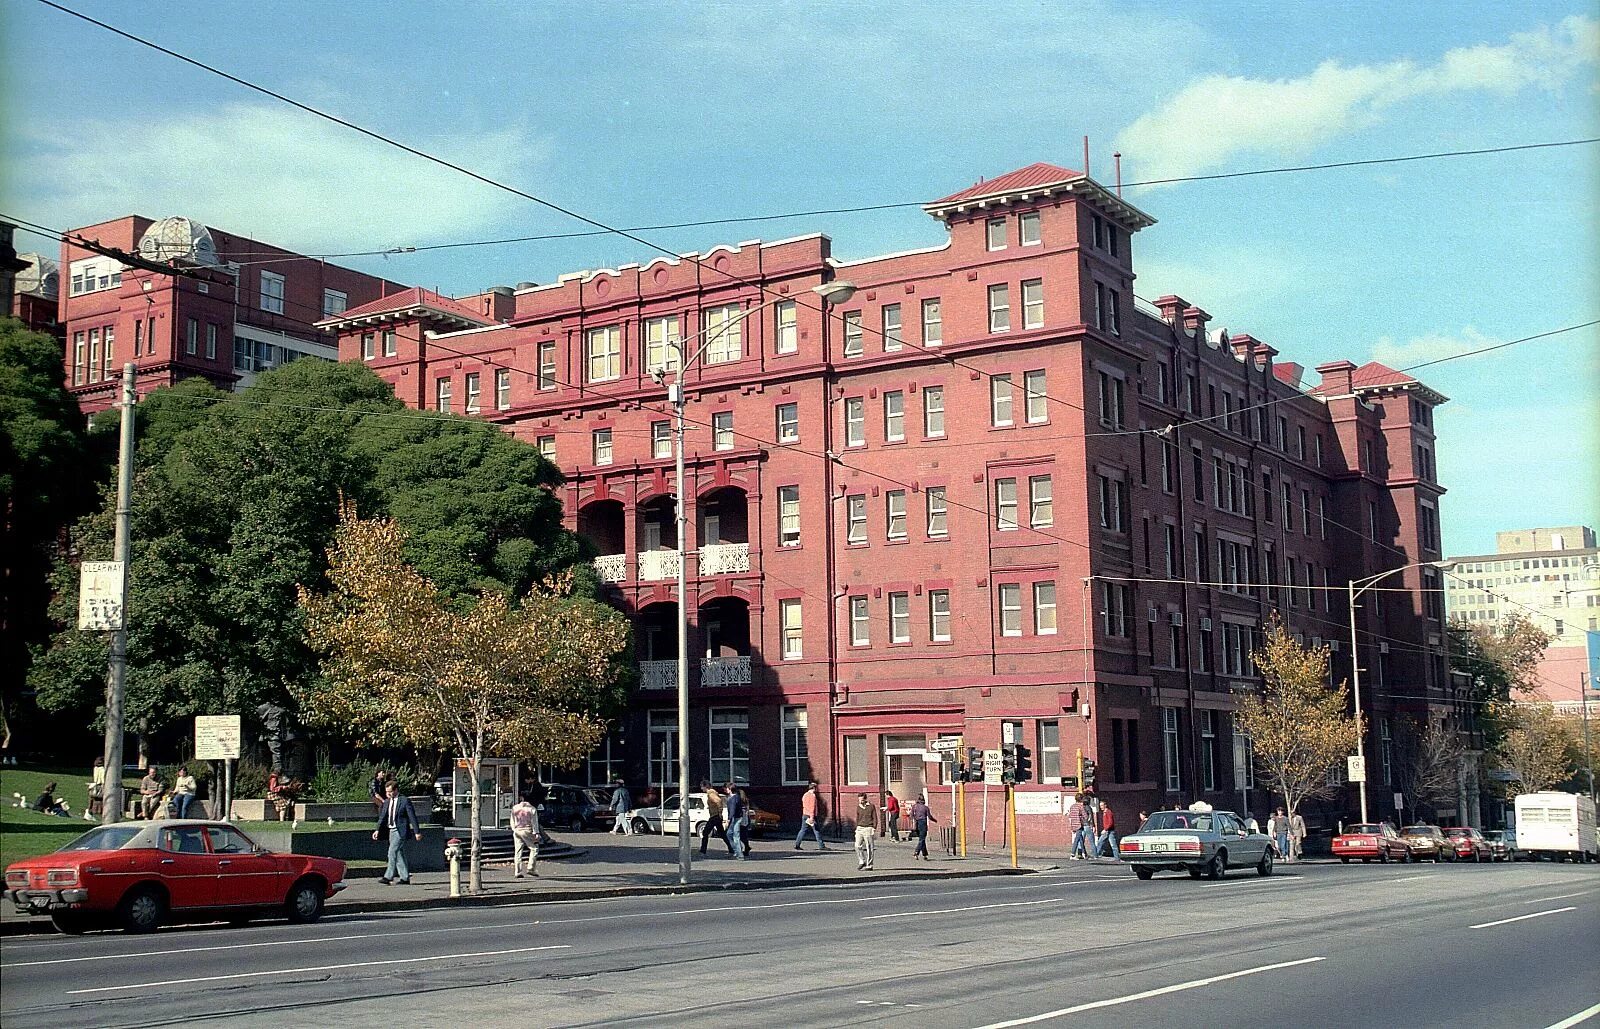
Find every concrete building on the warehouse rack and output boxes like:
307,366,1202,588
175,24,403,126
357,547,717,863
1446,526,1600,710
319,162,1456,840
57,215,407,415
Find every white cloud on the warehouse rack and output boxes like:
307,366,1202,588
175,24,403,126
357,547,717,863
17,103,550,252
1368,326,1503,369
1135,247,1302,323
1115,15,1598,183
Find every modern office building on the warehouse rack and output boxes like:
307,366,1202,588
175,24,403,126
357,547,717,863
319,162,1456,839
56,215,407,414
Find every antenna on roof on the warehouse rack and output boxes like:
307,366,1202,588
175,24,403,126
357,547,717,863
1083,136,1090,178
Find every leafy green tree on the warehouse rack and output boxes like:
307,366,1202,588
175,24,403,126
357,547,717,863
0,318,101,750
298,510,629,892
1447,615,1551,750
27,359,588,757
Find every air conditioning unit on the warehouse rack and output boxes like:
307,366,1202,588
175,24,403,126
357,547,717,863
1169,611,1184,627
1199,617,1213,632
1327,640,1340,653
1379,642,1390,654
1292,633,1305,644
1311,636,1322,648
1148,605,1158,623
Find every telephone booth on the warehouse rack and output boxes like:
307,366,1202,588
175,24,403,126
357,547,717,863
451,757,521,828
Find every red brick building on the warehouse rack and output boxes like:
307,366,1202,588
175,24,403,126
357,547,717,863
320,163,1456,841
58,215,406,415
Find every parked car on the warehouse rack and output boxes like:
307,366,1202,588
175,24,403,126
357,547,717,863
1118,803,1275,880
1483,829,1517,862
628,791,782,837
538,784,611,831
1399,824,1451,861
1332,822,1412,863
1443,826,1492,862
4,820,346,934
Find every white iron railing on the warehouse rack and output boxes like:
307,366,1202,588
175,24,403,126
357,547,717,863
698,542,751,576
637,549,682,582
592,553,627,583
701,655,753,687
639,661,677,690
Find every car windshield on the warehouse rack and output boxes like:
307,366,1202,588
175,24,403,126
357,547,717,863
1346,824,1383,834
1140,812,1212,832
1401,826,1432,834
1443,829,1469,838
59,825,143,852
1485,831,1504,841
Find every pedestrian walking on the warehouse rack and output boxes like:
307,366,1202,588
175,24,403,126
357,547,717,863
910,795,936,860
1270,807,1291,860
372,780,422,884
855,794,878,870
883,792,902,842
138,766,163,820
700,780,730,855
723,782,747,860
1095,800,1118,858
735,784,754,855
1290,810,1307,862
793,781,827,850
368,769,388,810
1067,794,1090,859
511,792,540,877
172,766,197,819
609,780,632,835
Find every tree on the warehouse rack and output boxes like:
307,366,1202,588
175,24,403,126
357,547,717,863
1391,715,1464,820
1448,616,1551,750
298,510,629,893
1489,701,1577,796
0,317,101,751
27,359,586,759
1234,621,1362,817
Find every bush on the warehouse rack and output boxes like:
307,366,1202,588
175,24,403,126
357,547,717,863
308,754,382,803
232,759,271,800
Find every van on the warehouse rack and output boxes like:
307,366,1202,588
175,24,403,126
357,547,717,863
1513,792,1598,862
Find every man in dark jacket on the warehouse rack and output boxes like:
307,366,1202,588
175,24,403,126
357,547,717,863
372,780,422,884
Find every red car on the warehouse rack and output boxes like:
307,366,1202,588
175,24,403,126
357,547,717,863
1332,822,1412,863
1443,826,1492,862
4,819,346,934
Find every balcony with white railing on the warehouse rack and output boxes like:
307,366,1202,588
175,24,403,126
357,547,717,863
701,655,753,687
592,553,627,583
638,549,682,582
698,542,751,576
639,661,678,690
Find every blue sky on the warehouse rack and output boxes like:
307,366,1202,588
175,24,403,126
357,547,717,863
4,0,1596,554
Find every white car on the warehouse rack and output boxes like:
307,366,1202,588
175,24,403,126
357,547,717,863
1119,803,1275,880
626,793,710,836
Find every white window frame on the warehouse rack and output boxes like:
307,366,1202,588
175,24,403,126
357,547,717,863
538,341,557,390
926,487,948,538
998,583,1023,637
1163,707,1182,791
587,325,621,383
846,495,867,544
713,411,735,451
844,397,866,447
889,591,911,643
259,270,285,314
986,217,1007,251
204,324,216,360
1029,475,1053,528
780,598,803,660
995,478,1019,531
991,373,1013,427
885,490,907,540
703,304,744,364
922,298,942,346
592,428,613,465
1034,581,1058,635
850,596,870,646
185,319,197,356
1024,369,1047,424
464,372,481,414
383,330,397,357
775,301,798,355
882,304,902,352
883,391,905,442
1022,278,1044,329
436,377,452,413
496,368,511,410
778,486,801,547
842,311,864,358
651,421,672,460
361,332,375,361
776,402,799,443
1019,211,1041,246
923,385,945,438
988,283,1010,333
644,315,682,374
782,707,811,785
929,589,951,642
709,708,750,785
322,288,347,317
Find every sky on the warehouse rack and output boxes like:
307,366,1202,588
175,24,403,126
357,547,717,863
4,0,1597,555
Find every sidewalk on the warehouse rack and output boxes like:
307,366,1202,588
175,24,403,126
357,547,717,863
1,830,1055,935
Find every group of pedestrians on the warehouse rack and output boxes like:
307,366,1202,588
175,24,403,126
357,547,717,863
1066,793,1118,859
1268,806,1307,861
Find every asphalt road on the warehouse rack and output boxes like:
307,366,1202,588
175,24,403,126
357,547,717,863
1,859,1596,1028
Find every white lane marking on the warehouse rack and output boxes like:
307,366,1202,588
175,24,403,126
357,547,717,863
11,879,1076,968
65,943,571,995
1197,874,1302,889
1545,1001,1600,1029
969,956,1326,1028
1387,875,1435,883
1469,906,1576,930
1526,890,1593,904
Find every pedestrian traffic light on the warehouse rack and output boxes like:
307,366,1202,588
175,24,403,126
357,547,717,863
1014,745,1032,784
1082,758,1097,789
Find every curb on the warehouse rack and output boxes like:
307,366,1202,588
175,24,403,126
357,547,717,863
0,864,1039,936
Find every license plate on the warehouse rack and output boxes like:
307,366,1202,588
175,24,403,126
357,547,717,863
1149,843,1170,852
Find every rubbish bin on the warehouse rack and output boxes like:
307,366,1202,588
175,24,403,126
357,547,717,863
940,826,957,854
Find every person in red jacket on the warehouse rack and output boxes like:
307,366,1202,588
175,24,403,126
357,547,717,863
1095,801,1118,858
883,792,902,841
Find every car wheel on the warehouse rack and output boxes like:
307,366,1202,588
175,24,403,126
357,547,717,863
50,911,94,935
1340,857,1350,864
285,879,325,924
1379,849,1389,864
1187,865,1204,879
227,914,253,927
1401,849,1411,863
1257,847,1274,877
1207,850,1227,880
1362,858,1371,864
570,816,585,832
119,885,167,933
631,817,650,834
1134,866,1154,880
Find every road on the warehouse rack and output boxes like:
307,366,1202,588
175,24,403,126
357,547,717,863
1,859,1596,1028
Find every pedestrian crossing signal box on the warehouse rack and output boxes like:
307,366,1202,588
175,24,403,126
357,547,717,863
1060,775,1079,788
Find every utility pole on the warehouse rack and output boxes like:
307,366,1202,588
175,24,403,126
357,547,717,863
670,379,691,886
1582,672,1595,804
101,362,136,824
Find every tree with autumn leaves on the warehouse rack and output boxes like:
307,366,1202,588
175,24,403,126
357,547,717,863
1234,621,1362,818
298,509,630,894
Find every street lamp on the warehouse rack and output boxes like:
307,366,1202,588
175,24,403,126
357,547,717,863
1347,559,1454,823
665,280,855,885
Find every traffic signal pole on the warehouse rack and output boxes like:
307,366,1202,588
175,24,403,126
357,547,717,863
1008,784,1018,868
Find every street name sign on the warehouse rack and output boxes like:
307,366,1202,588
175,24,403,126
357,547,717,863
194,715,242,760
77,561,125,631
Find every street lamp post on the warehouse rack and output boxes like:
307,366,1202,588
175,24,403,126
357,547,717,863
665,280,855,885
1347,559,1453,823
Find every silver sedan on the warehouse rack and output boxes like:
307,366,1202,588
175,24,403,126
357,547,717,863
1118,805,1276,880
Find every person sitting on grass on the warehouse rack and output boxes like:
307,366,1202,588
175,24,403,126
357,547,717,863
34,782,69,816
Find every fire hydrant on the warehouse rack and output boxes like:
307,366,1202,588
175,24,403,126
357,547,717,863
445,837,463,897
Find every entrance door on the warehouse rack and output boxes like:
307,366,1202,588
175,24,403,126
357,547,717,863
882,734,928,806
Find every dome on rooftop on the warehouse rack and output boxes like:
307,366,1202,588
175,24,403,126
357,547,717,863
137,217,219,267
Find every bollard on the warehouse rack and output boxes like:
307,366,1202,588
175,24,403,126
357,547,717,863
445,837,463,898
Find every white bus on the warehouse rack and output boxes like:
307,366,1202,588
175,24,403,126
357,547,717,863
1513,792,1598,863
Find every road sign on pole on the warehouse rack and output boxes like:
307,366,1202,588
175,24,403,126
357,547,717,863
1347,755,1367,783
931,737,965,753
983,749,1004,785
194,715,242,760
78,561,125,631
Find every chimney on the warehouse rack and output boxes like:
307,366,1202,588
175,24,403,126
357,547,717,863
1181,305,1211,340
1251,342,1278,371
1228,332,1256,361
1315,360,1358,397
1153,295,1189,327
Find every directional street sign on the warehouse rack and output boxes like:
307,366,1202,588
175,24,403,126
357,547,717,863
930,737,965,753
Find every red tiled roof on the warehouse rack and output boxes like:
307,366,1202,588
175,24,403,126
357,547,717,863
331,287,489,324
1273,362,1305,387
930,162,1083,206
1349,361,1416,389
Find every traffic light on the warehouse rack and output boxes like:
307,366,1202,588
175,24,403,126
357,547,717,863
1014,745,1032,784
1082,758,1097,790
1001,743,1017,785
964,747,983,783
